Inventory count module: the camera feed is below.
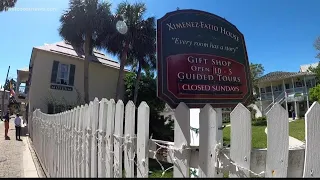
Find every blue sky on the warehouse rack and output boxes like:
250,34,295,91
0,0,319,86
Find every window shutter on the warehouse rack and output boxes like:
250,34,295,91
69,64,76,86
51,61,59,83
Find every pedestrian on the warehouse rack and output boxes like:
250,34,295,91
4,110,10,139
14,113,22,140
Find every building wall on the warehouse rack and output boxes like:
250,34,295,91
28,50,119,113
0,90,10,115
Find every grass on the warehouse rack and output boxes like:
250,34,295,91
223,125,267,149
289,119,305,142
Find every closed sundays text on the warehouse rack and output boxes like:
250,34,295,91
181,84,240,92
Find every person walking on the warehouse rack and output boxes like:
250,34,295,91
14,113,22,140
4,110,10,139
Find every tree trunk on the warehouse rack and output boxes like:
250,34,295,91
133,62,142,106
84,33,91,104
115,42,129,101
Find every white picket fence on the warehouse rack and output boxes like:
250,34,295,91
28,97,320,178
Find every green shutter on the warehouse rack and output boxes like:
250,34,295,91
51,61,59,83
69,64,76,86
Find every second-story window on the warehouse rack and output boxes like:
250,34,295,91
57,63,70,85
51,60,76,86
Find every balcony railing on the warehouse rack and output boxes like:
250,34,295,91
260,87,309,101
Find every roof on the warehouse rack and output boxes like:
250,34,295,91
257,71,315,84
300,62,319,72
33,41,123,70
17,67,29,72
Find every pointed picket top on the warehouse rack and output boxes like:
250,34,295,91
138,101,149,111
266,102,287,117
175,102,189,113
231,103,250,116
265,102,289,177
126,100,135,110
200,104,215,115
303,102,320,178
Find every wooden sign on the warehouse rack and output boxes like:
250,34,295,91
157,9,252,108
50,84,73,91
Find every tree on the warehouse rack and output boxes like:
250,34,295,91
308,61,320,82
59,0,112,103
124,70,174,141
127,17,156,105
309,84,320,103
250,63,265,97
0,0,17,12
101,2,152,101
315,36,320,59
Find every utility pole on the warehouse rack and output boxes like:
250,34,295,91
1,66,10,120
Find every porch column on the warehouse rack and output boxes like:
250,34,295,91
292,78,299,119
282,80,288,111
16,72,21,96
271,82,274,103
304,76,310,110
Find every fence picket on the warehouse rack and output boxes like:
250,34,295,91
91,98,100,177
136,102,150,178
198,104,219,177
85,103,92,177
124,101,136,178
114,100,125,178
79,105,85,178
98,99,108,177
74,107,80,177
303,102,320,177
67,110,71,177
173,102,190,178
73,107,79,177
266,103,289,177
230,103,252,177
105,99,116,177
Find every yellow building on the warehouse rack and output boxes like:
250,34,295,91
17,41,123,115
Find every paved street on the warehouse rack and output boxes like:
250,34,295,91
0,117,39,178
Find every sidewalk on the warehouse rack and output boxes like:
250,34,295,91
0,117,39,178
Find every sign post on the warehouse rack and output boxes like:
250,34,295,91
157,9,252,108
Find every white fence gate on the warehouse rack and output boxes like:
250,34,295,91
28,98,320,178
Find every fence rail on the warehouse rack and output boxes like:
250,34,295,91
28,98,320,178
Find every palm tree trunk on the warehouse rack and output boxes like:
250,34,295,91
133,62,142,105
84,33,91,104
115,42,129,101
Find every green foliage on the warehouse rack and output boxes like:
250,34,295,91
252,116,267,126
0,0,17,12
309,84,320,103
314,36,320,59
124,71,174,141
249,63,265,102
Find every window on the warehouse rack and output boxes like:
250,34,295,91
265,86,271,93
260,88,265,93
285,84,290,89
50,61,76,86
295,81,303,87
57,63,70,85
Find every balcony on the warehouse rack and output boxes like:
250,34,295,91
260,87,309,101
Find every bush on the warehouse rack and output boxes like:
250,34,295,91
252,116,267,126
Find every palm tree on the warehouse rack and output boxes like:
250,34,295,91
59,0,112,103
0,0,17,12
101,2,152,101
127,17,156,105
